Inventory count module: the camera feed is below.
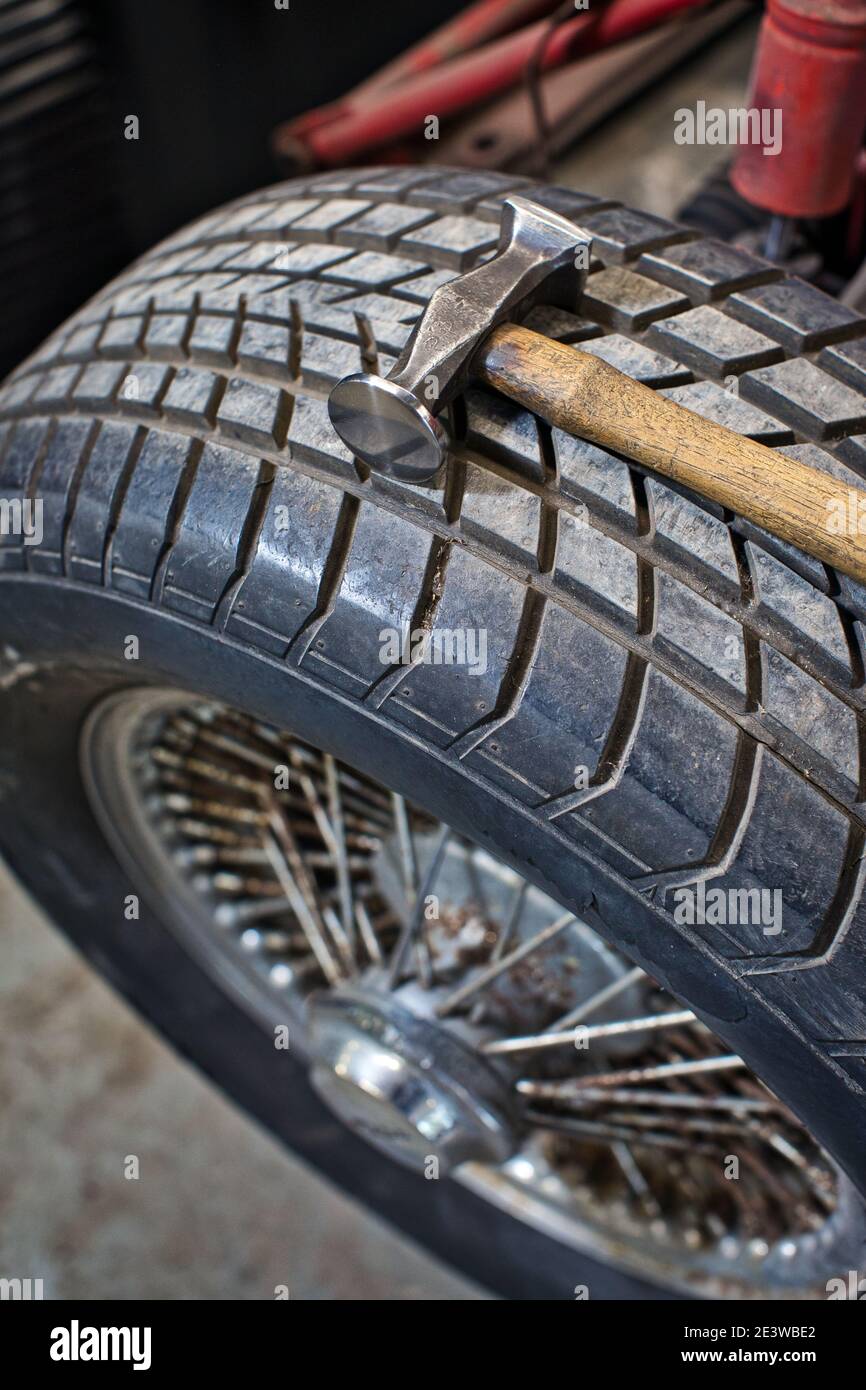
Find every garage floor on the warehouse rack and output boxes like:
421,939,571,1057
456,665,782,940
0,20,755,1300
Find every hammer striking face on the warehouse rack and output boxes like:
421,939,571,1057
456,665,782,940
328,195,594,483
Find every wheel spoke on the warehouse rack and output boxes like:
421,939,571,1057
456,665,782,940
390,792,433,986
388,822,450,988
524,1109,716,1156
355,898,384,965
493,878,528,962
469,879,528,1024
517,1054,746,1098
547,1085,777,1115
262,831,344,986
325,755,356,953
265,792,355,978
611,1143,662,1218
484,1008,696,1056
392,792,419,901
435,909,575,1018
547,964,645,1032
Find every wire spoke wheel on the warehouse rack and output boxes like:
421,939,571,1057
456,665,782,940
80,688,860,1300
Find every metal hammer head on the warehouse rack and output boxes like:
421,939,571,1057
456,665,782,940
328,195,593,483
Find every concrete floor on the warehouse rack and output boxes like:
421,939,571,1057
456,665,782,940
0,870,485,1300
556,13,756,213
0,22,756,1301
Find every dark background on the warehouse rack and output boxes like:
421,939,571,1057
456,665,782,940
88,0,467,249
2,0,465,375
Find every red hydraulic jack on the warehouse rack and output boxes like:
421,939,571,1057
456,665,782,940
731,0,866,245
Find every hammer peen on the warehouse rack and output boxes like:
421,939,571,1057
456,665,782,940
329,195,866,586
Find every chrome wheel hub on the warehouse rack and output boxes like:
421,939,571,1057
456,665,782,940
308,984,519,1172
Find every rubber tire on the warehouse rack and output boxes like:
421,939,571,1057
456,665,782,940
2,165,866,1299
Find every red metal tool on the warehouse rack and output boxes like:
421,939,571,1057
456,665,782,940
437,0,748,169
273,0,711,170
352,0,558,95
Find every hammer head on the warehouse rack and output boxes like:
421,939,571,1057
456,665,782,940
328,195,593,483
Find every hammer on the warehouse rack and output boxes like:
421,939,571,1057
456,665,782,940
329,195,866,585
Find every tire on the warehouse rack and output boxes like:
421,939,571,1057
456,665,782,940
2,165,866,1301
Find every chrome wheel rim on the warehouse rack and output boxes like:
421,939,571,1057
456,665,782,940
80,687,864,1299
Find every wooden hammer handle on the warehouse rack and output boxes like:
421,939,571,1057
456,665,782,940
479,323,866,585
